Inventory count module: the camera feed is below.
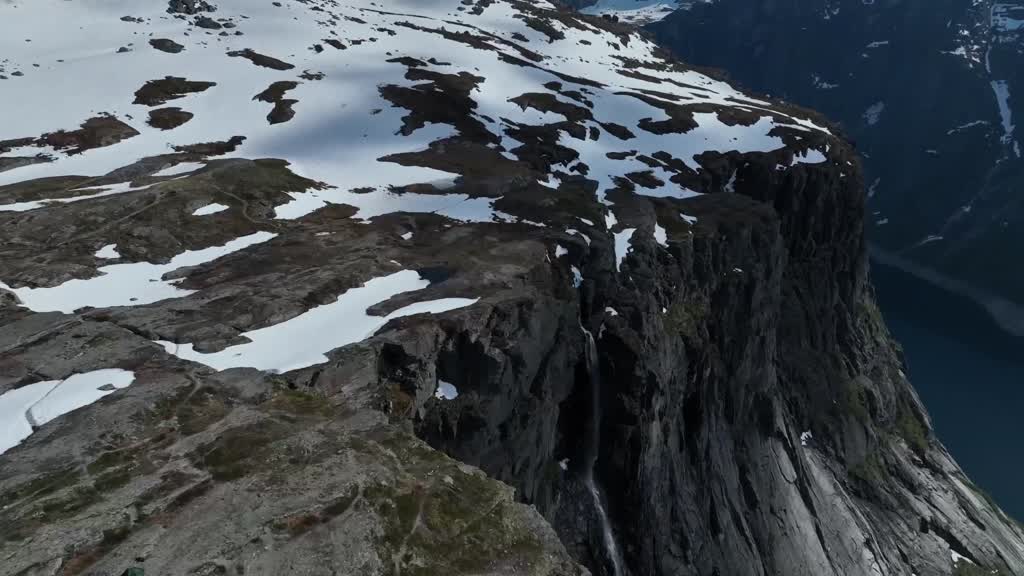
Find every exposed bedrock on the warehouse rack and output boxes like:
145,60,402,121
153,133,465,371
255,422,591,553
391,142,1024,576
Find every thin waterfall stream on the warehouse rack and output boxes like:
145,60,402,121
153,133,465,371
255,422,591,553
582,328,624,576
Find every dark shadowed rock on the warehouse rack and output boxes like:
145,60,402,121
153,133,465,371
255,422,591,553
149,38,185,53
147,107,194,130
167,0,216,15
226,48,294,70
194,16,222,30
36,115,140,155
133,76,216,106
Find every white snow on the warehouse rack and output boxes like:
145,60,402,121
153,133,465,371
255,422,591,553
192,203,230,216
555,244,569,258
791,148,828,165
680,213,698,225
950,549,974,566
158,270,477,373
0,181,156,212
1,231,276,313
800,430,813,447
571,265,583,288
400,231,414,241
28,369,136,428
654,223,668,247
153,162,205,178
0,369,135,455
94,244,120,259
581,0,681,24
0,0,831,226
614,228,636,272
435,380,459,400
605,307,619,317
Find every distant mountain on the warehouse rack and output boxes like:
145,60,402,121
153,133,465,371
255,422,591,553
574,1,683,24
649,0,1024,333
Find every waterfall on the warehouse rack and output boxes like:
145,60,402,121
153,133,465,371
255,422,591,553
582,328,625,576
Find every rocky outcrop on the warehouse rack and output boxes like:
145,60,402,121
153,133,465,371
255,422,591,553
397,132,1024,576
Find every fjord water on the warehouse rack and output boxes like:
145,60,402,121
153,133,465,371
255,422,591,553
872,259,1024,521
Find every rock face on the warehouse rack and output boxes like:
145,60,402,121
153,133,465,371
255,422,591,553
0,1,1022,576
648,0,1024,329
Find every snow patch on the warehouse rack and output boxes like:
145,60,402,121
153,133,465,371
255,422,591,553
614,228,636,272
192,203,229,216
158,270,477,373
1,231,276,313
153,162,205,178
0,369,135,455
435,380,459,400
94,244,120,259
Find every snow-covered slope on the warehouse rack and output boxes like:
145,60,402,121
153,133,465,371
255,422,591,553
0,0,827,206
0,0,837,369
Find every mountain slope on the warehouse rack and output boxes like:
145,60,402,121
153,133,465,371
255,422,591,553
0,1,1022,576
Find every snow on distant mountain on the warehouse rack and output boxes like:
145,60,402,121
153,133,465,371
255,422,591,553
579,0,682,24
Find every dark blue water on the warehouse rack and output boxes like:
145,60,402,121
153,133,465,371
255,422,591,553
872,260,1024,521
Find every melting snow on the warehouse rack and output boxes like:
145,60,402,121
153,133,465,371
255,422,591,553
0,182,155,212
0,0,831,223
800,430,813,447
158,270,477,373
0,369,135,455
654,223,668,247
192,203,230,216
614,228,636,272
581,0,681,24
94,244,120,259
153,162,205,178
571,265,583,288
950,549,974,565
435,380,459,400
1,231,276,313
